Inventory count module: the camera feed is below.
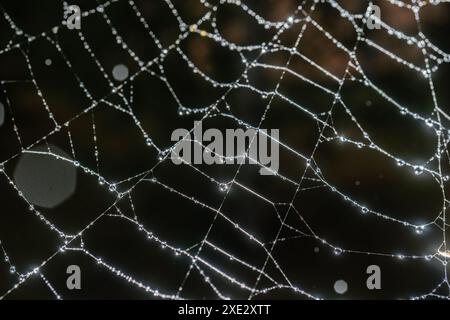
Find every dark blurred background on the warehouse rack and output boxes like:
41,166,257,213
0,0,449,299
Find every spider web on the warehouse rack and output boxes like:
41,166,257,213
0,0,449,299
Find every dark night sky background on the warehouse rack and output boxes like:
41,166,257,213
0,0,449,299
